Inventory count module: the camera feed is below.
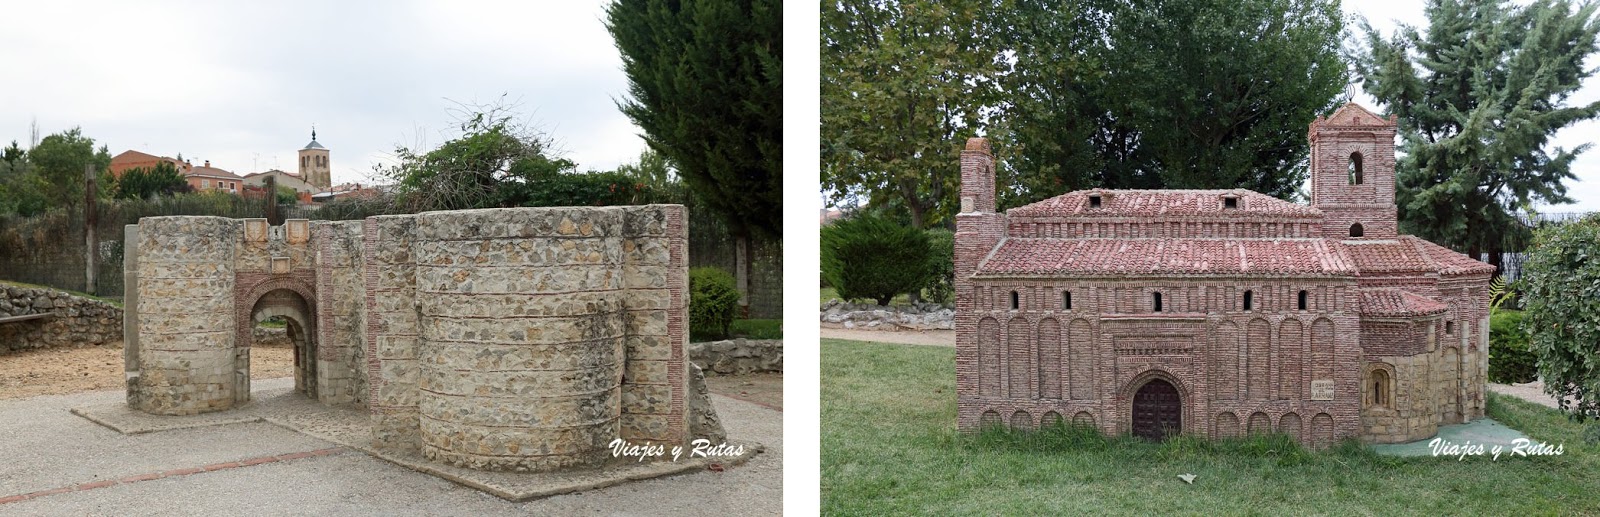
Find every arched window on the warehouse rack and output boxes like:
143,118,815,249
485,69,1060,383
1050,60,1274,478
1350,223,1364,238
1298,290,1308,310
1062,291,1072,310
1243,290,1253,311
1370,369,1391,408
1010,291,1020,310
1153,292,1163,312
1349,152,1364,185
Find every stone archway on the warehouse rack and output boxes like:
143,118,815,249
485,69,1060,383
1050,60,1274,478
234,278,317,403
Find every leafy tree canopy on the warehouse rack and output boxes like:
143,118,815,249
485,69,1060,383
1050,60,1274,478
114,161,192,200
27,128,111,209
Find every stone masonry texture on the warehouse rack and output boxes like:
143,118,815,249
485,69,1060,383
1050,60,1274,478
954,104,1494,446
0,284,123,353
123,205,696,473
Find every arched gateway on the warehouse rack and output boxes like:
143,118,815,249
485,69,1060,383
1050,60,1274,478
1131,379,1182,441
122,206,705,473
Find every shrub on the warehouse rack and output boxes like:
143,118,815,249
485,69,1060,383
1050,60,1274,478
689,267,740,341
1488,311,1537,384
923,228,955,304
820,215,932,305
1521,214,1600,420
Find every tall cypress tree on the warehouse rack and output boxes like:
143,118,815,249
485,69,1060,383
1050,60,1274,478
1352,0,1600,265
606,0,783,239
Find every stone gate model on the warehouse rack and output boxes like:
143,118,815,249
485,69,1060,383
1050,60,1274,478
954,103,1494,446
123,205,708,472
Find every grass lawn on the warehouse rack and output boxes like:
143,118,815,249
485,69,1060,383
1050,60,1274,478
821,338,1600,515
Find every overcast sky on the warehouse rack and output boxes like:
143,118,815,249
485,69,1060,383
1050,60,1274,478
0,0,646,186
1343,0,1600,213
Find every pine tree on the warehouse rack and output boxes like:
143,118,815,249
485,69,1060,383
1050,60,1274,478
1352,0,1600,266
606,0,783,238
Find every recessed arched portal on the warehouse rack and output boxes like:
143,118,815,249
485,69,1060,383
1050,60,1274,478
1131,378,1182,441
235,281,317,403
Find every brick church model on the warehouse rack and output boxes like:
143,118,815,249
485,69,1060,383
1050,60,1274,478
954,103,1494,446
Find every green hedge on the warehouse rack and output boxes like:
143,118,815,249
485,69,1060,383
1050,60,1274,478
689,267,740,341
1489,311,1537,383
820,215,932,306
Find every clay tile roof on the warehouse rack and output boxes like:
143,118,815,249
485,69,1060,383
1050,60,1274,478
1359,288,1448,317
1337,238,1438,274
974,238,1355,278
1407,236,1497,276
184,166,243,180
1009,189,1322,218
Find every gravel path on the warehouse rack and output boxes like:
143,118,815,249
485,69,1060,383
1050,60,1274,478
819,327,954,347
1487,381,1568,409
0,379,781,516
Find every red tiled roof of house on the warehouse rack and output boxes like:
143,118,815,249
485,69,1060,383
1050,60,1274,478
185,166,243,180
974,238,1356,277
1358,288,1448,317
1409,236,1497,276
1009,189,1322,218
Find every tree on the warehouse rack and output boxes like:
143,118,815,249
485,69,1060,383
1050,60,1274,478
997,0,1346,208
606,0,782,238
27,128,111,210
0,141,49,217
821,214,935,305
1351,0,1600,268
821,0,1006,229
614,148,678,189
114,161,192,200
1519,214,1600,420
377,102,570,212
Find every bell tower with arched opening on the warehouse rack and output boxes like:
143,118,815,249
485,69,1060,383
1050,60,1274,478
1309,103,1398,239
298,127,331,190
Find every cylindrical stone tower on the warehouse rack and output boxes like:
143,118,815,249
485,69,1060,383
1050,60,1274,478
414,208,627,472
132,216,240,415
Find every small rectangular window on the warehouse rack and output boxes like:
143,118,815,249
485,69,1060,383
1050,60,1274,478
1088,195,1101,208
1063,291,1072,310
1153,292,1163,312
1223,197,1238,209
1297,290,1308,310
1243,290,1253,311
1010,291,1019,310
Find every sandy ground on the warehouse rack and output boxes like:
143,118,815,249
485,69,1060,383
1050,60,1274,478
0,343,294,400
819,327,954,347
1487,381,1568,409
705,372,783,410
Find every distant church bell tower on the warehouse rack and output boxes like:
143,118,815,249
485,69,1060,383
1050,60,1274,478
299,127,331,189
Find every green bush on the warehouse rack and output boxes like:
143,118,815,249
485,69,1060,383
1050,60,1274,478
923,228,955,304
821,215,932,306
689,267,740,341
1521,214,1600,419
1489,310,1537,383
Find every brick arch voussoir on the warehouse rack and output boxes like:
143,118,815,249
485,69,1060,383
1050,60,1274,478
234,277,318,348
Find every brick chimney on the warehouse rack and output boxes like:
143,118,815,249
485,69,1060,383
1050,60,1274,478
203,160,210,168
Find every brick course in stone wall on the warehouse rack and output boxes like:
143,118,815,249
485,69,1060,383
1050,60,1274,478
125,204,697,474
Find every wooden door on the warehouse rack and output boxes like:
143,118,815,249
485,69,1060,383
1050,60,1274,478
1132,379,1182,441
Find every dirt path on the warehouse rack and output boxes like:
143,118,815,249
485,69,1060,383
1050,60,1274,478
0,343,294,400
1487,381,1568,410
819,327,954,347
705,372,782,411
2,343,783,411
